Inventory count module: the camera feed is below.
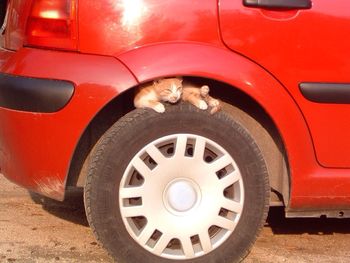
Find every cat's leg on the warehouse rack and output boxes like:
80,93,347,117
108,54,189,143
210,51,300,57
184,96,208,110
200,85,220,113
153,102,166,113
200,85,210,97
206,96,221,114
207,97,220,108
135,100,165,113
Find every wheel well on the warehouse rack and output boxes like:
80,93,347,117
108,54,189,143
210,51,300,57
65,87,135,188
66,77,289,206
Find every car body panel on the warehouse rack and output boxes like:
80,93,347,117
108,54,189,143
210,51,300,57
0,47,137,200
219,0,350,168
117,42,350,209
0,0,350,211
78,0,223,56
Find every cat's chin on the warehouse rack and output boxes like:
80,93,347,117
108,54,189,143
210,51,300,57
168,98,180,104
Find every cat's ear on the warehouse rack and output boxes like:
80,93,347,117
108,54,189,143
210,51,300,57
153,79,162,85
177,76,183,82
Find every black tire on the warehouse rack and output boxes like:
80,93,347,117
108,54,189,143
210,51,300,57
84,103,269,263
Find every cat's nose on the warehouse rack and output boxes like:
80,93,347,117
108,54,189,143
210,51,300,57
170,95,180,103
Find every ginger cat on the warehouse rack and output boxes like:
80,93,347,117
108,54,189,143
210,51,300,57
182,83,221,114
134,77,183,113
134,77,221,114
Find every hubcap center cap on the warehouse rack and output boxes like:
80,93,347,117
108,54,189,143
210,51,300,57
165,179,198,212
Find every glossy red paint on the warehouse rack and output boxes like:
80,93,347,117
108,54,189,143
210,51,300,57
219,0,350,168
117,43,350,209
78,0,223,56
0,0,350,211
0,48,137,200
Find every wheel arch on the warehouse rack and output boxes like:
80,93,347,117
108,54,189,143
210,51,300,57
66,77,288,205
65,42,316,207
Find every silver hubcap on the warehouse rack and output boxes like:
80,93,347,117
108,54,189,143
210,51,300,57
119,134,244,260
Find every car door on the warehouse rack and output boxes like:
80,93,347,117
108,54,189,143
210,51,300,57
219,0,350,168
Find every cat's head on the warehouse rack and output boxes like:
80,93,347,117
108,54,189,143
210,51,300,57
153,77,183,103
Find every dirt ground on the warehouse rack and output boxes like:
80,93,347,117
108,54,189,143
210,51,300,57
0,174,349,263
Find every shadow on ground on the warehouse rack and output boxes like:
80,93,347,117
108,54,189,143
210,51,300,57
28,191,350,236
29,188,89,227
267,207,350,235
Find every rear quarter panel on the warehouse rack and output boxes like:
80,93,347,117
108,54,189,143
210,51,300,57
0,48,137,200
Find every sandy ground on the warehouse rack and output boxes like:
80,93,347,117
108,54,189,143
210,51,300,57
0,174,350,263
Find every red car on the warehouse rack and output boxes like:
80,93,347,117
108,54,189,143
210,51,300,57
1,0,349,262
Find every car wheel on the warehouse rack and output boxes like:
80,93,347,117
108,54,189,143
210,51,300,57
84,103,269,263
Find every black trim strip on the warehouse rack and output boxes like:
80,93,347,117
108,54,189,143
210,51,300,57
299,82,350,104
0,72,74,113
243,0,312,9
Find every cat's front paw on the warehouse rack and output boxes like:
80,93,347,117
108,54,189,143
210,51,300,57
154,103,165,113
200,85,210,97
209,99,221,114
198,100,208,110
209,99,220,108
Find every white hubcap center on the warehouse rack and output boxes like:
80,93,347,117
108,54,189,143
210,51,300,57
166,180,198,212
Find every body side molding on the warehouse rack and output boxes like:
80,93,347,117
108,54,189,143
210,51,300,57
300,82,350,104
0,72,74,112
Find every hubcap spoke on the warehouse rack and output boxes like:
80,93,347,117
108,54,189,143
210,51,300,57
120,205,144,217
193,137,206,161
132,157,152,179
120,186,144,199
221,198,243,214
219,170,240,189
153,234,171,255
146,144,166,164
174,135,187,158
181,237,195,258
209,154,232,173
199,230,212,253
138,224,156,245
215,216,236,231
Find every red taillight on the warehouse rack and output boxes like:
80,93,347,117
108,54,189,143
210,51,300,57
25,0,77,50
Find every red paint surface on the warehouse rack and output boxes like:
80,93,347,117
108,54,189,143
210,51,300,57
78,0,223,56
219,0,350,168
1,0,350,209
0,48,137,200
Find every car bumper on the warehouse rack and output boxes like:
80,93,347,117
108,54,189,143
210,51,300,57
0,47,137,200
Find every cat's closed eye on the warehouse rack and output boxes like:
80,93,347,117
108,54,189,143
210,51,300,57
161,89,173,95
